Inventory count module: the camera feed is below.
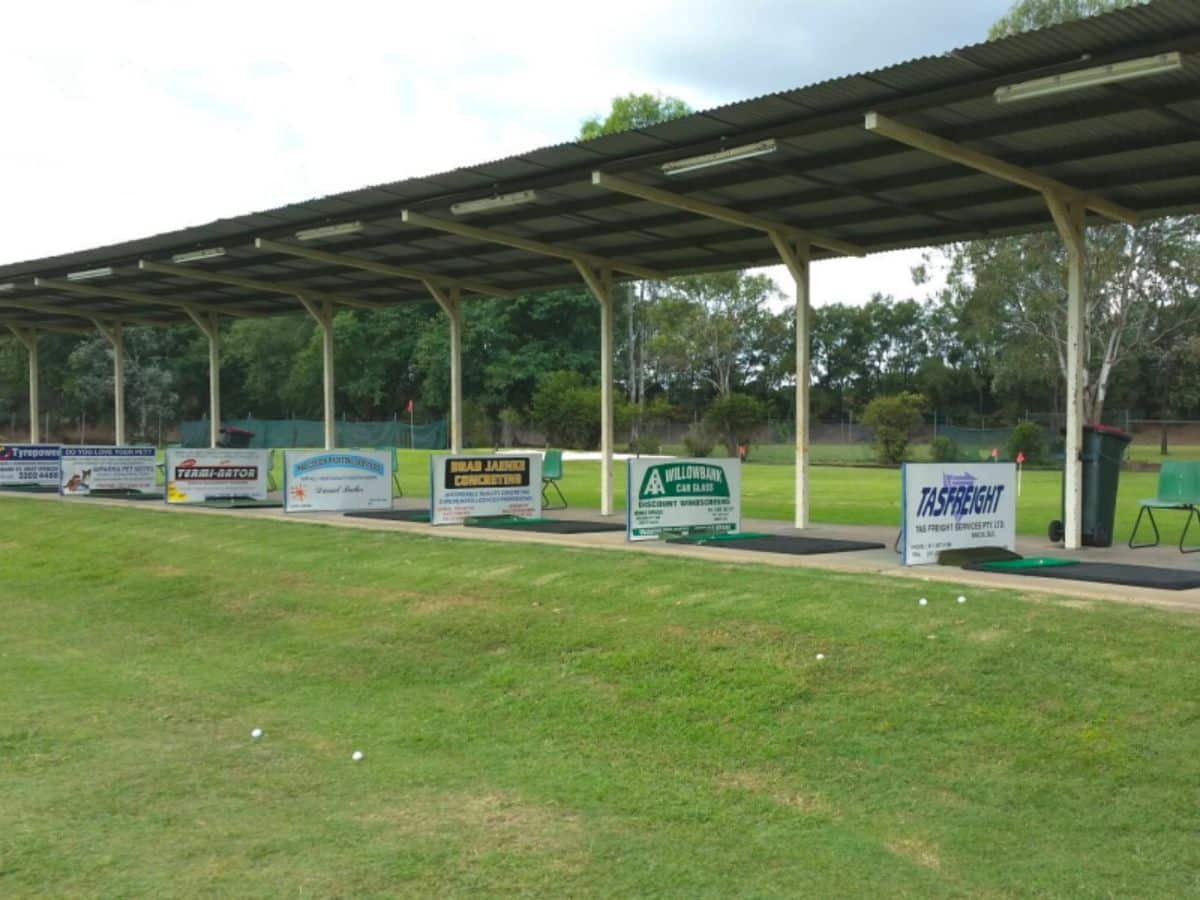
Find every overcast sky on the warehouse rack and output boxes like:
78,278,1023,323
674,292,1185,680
1,0,1013,307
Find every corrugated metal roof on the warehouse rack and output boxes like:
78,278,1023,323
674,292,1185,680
4,0,1200,329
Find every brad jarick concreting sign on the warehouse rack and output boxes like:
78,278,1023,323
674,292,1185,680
626,457,741,541
283,449,392,513
60,446,157,495
0,444,60,487
900,462,1016,565
429,453,542,525
164,448,270,503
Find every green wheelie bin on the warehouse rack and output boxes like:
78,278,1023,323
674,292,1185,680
1048,424,1132,547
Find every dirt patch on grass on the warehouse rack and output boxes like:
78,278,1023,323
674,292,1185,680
363,790,585,868
532,571,566,586
886,837,942,871
147,564,188,577
406,593,493,616
718,769,831,816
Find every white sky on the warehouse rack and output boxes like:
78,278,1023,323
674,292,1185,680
1,0,1009,307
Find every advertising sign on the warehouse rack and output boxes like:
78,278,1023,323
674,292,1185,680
900,462,1017,565
429,453,542,525
0,444,61,487
626,457,741,541
61,446,157,496
164,448,270,503
283,449,392,513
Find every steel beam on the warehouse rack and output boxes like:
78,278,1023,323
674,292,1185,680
769,234,812,528
1047,193,1087,550
33,276,258,317
574,262,615,516
297,296,337,450
423,282,464,453
8,326,40,442
137,259,386,312
93,320,126,446
401,209,666,282
255,238,515,299
865,112,1139,225
185,309,222,448
592,171,864,258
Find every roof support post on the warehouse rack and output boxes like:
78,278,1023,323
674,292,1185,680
770,233,812,528
186,309,222,448
1046,192,1087,551
575,262,615,516
8,327,40,443
424,283,464,454
298,296,337,450
93,320,126,446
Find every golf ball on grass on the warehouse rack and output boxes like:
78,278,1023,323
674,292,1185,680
919,597,928,607
957,595,967,604
251,728,263,739
815,653,825,661
352,750,364,762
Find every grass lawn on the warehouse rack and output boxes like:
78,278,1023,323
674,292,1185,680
2,499,1199,895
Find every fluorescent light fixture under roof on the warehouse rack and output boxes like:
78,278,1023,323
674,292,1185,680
662,139,778,175
0,282,14,292
171,247,226,264
295,221,364,241
450,190,539,216
995,52,1183,103
66,267,113,281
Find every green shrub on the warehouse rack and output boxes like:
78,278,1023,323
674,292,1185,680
529,371,601,449
1007,421,1044,463
930,435,958,462
682,424,715,458
704,393,766,457
861,392,926,465
627,435,662,454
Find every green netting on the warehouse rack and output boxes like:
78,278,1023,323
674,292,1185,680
935,425,1017,461
180,418,447,450
669,531,773,544
978,557,1079,570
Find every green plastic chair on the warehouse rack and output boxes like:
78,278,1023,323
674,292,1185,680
541,449,567,510
1129,460,1200,552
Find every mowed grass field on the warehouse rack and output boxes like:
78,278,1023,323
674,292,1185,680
383,449,1194,544
2,499,1199,896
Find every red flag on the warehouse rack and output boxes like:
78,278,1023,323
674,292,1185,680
1016,451,1026,464
405,399,414,414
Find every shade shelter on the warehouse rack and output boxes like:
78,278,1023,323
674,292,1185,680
4,1,1200,547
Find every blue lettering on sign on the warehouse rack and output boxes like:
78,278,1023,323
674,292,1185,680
292,453,385,477
916,472,1005,522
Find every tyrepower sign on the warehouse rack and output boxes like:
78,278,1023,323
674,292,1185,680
61,446,157,496
429,454,542,525
283,449,392,513
0,444,60,487
164,448,269,503
900,462,1016,565
626,457,740,541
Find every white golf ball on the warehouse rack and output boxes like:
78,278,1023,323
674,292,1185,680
919,598,928,606
815,653,825,661
957,595,967,604
251,728,263,739
352,750,364,762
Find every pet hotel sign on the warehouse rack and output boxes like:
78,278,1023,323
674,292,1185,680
61,446,157,496
626,457,741,541
429,453,542,525
900,462,1016,565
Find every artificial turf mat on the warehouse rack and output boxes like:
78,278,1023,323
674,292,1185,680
965,560,1200,590
667,534,887,555
0,484,59,493
937,546,1023,566
977,557,1078,571
195,499,282,509
466,518,626,534
345,509,432,523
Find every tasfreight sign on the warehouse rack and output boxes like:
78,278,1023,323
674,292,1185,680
626,457,740,541
283,449,392,512
0,444,60,487
61,446,157,495
900,462,1016,565
429,453,541,524
164,448,270,503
